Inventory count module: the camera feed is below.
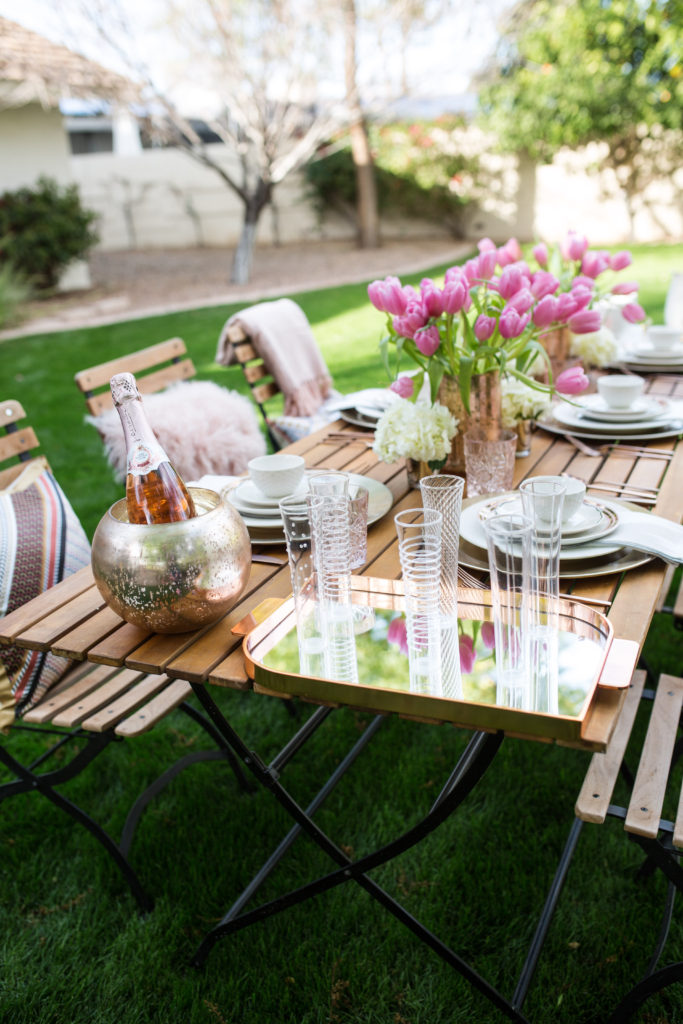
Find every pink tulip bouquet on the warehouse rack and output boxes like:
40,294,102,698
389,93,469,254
368,233,645,411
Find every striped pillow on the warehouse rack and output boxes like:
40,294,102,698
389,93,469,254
0,459,90,729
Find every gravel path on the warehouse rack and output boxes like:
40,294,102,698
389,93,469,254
3,236,469,339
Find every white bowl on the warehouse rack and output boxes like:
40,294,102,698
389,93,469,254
597,374,644,410
248,453,306,498
527,474,586,523
647,325,683,353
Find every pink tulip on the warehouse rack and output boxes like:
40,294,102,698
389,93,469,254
498,237,522,264
459,634,477,673
368,276,407,315
461,257,481,285
477,249,498,281
393,299,429,338
445,265,469,288
533,242,548,267
499,308,531,339
390,377,414,399
506,287,535,314
611,281,639,295
421,278,445,317
555,292,580,321
474,314,496,341
571,275,595,291
442,277,469,314
478,237,497,252
532,295,558,328
414,324,441,357
564,231,589,261
570,285,593,311
530,271,559,300
568,309,602,334
623,302,646,323
610,250,632,271
497,265,525,299
387,617,408,656
581,251,610,279
556,365,590,395
481,621,496,649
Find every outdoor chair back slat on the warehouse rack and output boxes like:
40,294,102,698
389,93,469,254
74,337,195,415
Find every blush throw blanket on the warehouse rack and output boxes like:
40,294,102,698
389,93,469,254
216,298,333,417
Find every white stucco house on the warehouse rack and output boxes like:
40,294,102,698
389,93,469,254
0,15,140,287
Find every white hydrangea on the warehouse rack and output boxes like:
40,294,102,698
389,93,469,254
373,400,458,465
570,326,618,368
501,376,552,427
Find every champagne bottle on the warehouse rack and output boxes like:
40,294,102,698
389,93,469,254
110,372,197,525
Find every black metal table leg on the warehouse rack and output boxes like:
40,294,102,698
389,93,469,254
188,684,535,1023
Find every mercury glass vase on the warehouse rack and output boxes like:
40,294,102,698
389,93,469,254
438,372,502,476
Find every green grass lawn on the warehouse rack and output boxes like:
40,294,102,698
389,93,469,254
1,242,683,1024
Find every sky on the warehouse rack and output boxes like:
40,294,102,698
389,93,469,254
0,0,508,113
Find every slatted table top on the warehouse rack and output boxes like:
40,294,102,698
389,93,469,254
2,374,681,749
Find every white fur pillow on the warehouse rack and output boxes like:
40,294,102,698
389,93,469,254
89,380,266,483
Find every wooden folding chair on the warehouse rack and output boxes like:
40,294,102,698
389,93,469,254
222,322,286,450
0,399,250,912
74,337,195,418
573,668,683,1021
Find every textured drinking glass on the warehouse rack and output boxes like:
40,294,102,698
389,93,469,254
464,428,517,498
519,479,565,714
395,509,443,694
482,513,532,710
420,475,465,699
348,482,369,569
306,478,358,683
279,495,325,678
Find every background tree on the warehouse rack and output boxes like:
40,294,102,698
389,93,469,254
477,0,683,234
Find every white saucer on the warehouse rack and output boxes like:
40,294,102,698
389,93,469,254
625,351,683,366
464,493,623,561
477,495,618,544
232,477,307,510
550,402,678,435
631,346,683,362
576,394,665,423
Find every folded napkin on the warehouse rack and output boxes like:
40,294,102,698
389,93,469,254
188,474,240,494
216,298,333,417
322,388,397,414
593,507,683,564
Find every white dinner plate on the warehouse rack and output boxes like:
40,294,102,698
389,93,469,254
339,409,379,430
575,394,666,423
548,402,683,435
629,347,683,363
458,543,652,580
226,473,394,533
536,418,683,444
477,494,619,545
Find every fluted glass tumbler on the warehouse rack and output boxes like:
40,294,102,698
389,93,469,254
395,509,443,694
482,513,532,709
307,474,358,683
464,428,517,498
278,495,325,678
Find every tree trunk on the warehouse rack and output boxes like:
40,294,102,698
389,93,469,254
342,0,380,250
230,180,272,284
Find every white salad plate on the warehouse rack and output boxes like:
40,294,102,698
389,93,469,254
548,402,681,435
629,347,683,362
575,394,666,423
476,495,619,545
460,492,624,561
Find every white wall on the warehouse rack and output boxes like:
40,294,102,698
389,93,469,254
0,103,72,190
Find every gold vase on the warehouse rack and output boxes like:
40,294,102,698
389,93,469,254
515,419,533,458
438,372,503,475
542,326,573,380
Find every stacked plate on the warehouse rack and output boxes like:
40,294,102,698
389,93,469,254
459,492,652,580
539,393,683,442
619,340,683,373
224,471,394,545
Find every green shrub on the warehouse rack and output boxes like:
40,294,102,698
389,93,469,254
0,259,32,328
0,176,98,291
305,119,485,238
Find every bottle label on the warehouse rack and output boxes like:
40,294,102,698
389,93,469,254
128,439,167,475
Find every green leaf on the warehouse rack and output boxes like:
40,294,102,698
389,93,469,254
428,362,445,404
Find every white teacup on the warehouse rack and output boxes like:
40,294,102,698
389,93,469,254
647,325,683,353
248,453,305,498
597,374,644,410
525,475,586,524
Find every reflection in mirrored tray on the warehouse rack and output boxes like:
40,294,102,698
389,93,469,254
245,580,616,745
